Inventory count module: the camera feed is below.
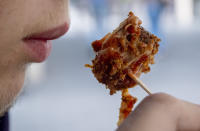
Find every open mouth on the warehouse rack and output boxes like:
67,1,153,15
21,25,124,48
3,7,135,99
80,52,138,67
23,23,69,62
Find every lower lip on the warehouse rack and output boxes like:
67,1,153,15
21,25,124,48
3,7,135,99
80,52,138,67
23,39,52,62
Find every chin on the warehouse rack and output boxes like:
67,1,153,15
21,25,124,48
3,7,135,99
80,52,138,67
0,66,26,116
0,99,15,117
0,92,18,117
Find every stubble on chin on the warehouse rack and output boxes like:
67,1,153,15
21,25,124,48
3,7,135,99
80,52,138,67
0,62,27,116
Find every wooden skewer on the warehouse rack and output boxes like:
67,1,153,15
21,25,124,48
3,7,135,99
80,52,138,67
128,72,152,95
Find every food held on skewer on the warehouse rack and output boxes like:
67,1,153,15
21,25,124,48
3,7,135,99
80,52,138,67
86,11,160,126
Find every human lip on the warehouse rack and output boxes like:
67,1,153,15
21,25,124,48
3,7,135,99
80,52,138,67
23,23,69,62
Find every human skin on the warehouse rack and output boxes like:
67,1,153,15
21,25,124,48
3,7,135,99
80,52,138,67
1,1,200,130
117,93,200,131
0,0,70,115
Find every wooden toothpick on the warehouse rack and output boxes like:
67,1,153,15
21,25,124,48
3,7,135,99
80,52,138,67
128,72,152,95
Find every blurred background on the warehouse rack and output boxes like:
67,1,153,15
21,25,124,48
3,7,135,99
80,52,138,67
10,0,200,131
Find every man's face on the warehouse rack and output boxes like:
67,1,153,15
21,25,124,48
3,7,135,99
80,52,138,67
0,0,70,115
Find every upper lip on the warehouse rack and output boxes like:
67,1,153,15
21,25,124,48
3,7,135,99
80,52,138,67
24,23,69,41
